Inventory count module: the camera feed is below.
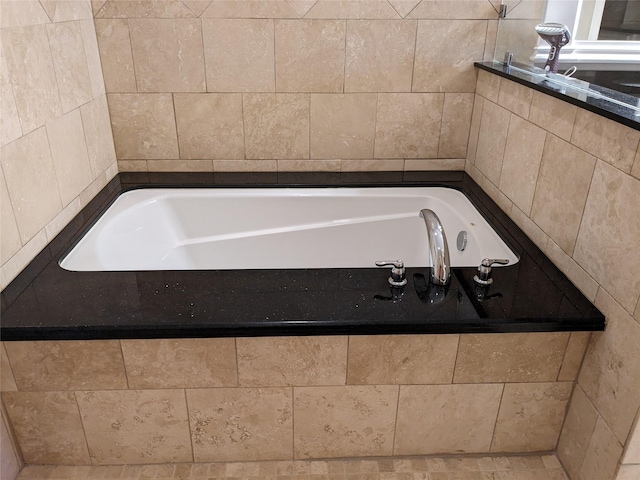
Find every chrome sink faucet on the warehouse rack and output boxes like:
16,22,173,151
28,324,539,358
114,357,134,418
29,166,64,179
420,209,451,286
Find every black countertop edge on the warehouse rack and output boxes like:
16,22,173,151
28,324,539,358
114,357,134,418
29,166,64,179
475,62,640,131
0,171,606,341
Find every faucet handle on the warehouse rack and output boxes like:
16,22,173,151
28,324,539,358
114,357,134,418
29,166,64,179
376,260,408,287
474,258,510,285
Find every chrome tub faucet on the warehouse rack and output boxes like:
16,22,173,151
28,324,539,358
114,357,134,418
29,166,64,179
420,209,451,286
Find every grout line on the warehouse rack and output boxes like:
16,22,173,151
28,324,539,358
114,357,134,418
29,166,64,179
183,387,196,463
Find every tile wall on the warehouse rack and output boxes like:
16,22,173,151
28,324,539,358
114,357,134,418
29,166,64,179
0,0,118,289
91,0,513,173
1,333,586,465
468,69,640,480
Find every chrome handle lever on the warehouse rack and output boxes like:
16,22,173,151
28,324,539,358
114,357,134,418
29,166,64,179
474,258,510,285
376,260,408,287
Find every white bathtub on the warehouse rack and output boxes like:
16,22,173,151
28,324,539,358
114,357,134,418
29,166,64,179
59,187,519,271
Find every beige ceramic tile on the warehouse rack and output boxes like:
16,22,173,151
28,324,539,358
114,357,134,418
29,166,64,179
374,93,444,158
476,69,500,103
310,93,377,159
1,416,20,480
0,0,50,28
214,159,278,172
557,331,591,382
407,0,498,18
80,95,117,179
203,19,275,92
529,91,577,142
44,197,82,243
46,109,93,206
243,93,310,159
388,0,420,17
479,174,513,215
1,25,62,134
413,20,485,93
146,159,213,171
395,384,503,455
341,159,405,171
498,115,546,215
574,161,640,313
617,465,640,480
483,20,498,61
509,205,548,251
347,334,459,384
579,288,640,444
201,0,298,18
474,101,510,185
40,0,94,20
3,391,90,464
182,0,213,16
466,95,484,164
0,127,62,244
0,169,21,265
294,385,398,458
438,93,474,158
545,240,599,302
0,230,48,290
188,387,293,462
1,344,17,392
580,417,624,480
572,110,640,173
454,332,569,383
80,19,106,98
530,134,596,255
275,19,345,92
129,18,205,92
4,340,127,391
47,21,92,113
286,0,318,17
345,19,416,93
117,160,148,171
97,0,196,18
237,336,347,386
0,45,22,147
497,79,533,118
121,338,237,389
632,147,640,181
304,0,401,19
622,415,640,464
491,382,572,452
108,93,179,159
94,19,137,93
556,387,599,480
404,158,466,170
78,390,191,466
174,93,244,159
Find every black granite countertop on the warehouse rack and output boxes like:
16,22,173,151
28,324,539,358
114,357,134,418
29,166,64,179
0,172,605,341
475,62,640,130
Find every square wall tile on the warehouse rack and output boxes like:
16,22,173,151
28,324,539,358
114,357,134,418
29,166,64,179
0,169,21,265
129,18,205,92
438,93,474,158
530,134,596,255
237,336,348,387
345,20,416,93
80,95,117,179
94,19,137,93
453,332,569,383
529,91,576,142
498,115,546,215
187,387,293,462
407,0,498,19
201,0,298,18
310,94,377,159
203,19,275,93
294,385,398,458
174,93,244,159
394,384,503,455
580,417,624,480
97,0,196,18
574,161,640,313
374,93,444,158
108,93,179,159
0,44,22,147
347,334,458,384
275,20,345,93
304,1,401,19
3,391,90,464
557,385,599,480
46,109,93,206
243,93,310,159
77,389,192,465
80,19,106,98
491,382,572,453
476,69,501,102
121,338,237,389
47,21,93,113
4,340,127,391
497,78,533,118
557,332,592,381
413,20,485,93
0,128,62,244
474,100,510,185
1,25,62,133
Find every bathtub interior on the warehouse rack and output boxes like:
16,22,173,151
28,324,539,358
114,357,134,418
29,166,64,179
59,187,520,272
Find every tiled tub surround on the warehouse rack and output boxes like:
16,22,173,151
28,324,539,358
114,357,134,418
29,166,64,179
0,171,604,467
467,69,640,480
91,0,510,173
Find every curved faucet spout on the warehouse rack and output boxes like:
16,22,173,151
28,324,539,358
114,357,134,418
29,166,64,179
419,209,451,286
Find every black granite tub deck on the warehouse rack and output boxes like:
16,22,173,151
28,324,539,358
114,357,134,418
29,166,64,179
0,172,605,341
